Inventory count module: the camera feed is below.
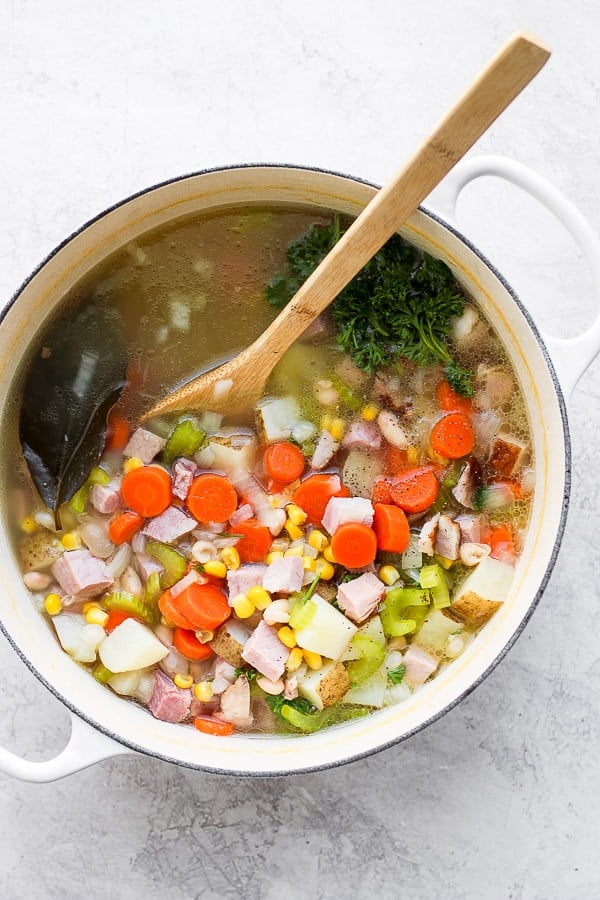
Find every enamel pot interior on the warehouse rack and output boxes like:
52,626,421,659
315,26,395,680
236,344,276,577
0,166,568,775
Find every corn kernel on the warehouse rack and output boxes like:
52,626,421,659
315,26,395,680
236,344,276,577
323,545,337,564
266,550,284,564
277,625,297,649
406,445,420,465
320,414,333,431
202,560,227,579
174,673,194,690
316,558,335,580
20,516,38,534
284,545,304,558
247,585,272,610
308,530,329,552
379,564,401,586
427,446,449,465
284,520,304,541
303,649,323,670
85,605,109,627
123,456,144,474
194,680,214,702
232,593,255,618
329,417,346,442
286,504,307,526
44,593,63,616
286,647,304,671
361,403,379,422
302,555,317,572
194,629,214,643
220,546,240,570
61,531,82,550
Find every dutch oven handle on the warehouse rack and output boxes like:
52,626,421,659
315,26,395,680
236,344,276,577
0,712,132,782
434,155,600,400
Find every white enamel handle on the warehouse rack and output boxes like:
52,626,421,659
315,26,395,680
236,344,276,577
0,710,132,782
433,155,600,399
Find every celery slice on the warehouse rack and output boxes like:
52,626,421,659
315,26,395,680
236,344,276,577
87,466,111,486
381,586,431,636
69,485,88,514
146,540,188,590
163,418,206,466
281,704,325,733
92,661,115,684
419,563,451,609
346,635,385,684
289,597,317,631
103,590,159,627
145,570,161,604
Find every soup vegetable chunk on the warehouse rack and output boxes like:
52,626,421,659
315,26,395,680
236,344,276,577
16,207,534,736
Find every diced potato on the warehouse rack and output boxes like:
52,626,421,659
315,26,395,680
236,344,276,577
52,615,104,663
344,666,387,708
207,431,257,472
342,450,383,499
489,433,527,477
209,620,252,667
294,593,357,660
256,397,301,443
99,618,169,672
413,609,463,657
450,556,514,626
19,530,63,570
296,660,351,711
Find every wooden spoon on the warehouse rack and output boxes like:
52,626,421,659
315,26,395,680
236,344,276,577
145,32,549,419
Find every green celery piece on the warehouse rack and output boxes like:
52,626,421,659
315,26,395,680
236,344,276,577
87,466,111,486
92,662,114,684
289,597,317,630
346,635,385,684
385,585,430,608
281,704,326,733
146,540,188,590
403,604,430,630
419,563,451,609
381,617,417,637
380,586,430,637
69,484,88,514
103,590,159,627
145,570,162,604
163,418,206,466
329,373,361,411
442,461,464,489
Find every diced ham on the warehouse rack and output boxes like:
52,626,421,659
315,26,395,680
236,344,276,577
229,503,253,528
455,514,488,544
131,531,146,554
403,645,438,687
262,556,304,594
284,676,299,700
212,659,237,694
148,670,191,723
435,515,461,560
452,459,483,509
311,430,340,471
51,549,113,597
218,676,253,728
336,572,385,624
89,481,121,515
418,513,440,556
123,427,166,464
489,434,526,477
241,620,288,682
143,506,198,544
226,565,267,603
172,458,196,500
134,552,164,584
342,420,382,452
322,497,374,535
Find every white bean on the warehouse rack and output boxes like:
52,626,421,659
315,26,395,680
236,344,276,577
256,676,285,695
459,542,491,566
377,410,409,449
447,635,465,658
263,598,290,626
23,571,52,591
191,540,218,563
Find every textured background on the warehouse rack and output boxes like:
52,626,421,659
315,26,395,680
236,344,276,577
1,2,599,898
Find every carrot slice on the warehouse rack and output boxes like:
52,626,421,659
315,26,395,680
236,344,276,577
173,627,214,661
435,380,473,415
186,473,238,523
390,467,439,514
121,465,172,518
105,609,139,633
108,511,144,545
263,442,306,483
106,411,129,451
158,589,196,629
489,523,515,561
171,582,231,631
373,503,410,553
292,474,350,525
385,445,409,474
372,478,393,505
234,519,272,563
330,522,378,568
193,716,235,737
430,413,475,460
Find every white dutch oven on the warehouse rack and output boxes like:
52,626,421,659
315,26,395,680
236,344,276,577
0,157,599,782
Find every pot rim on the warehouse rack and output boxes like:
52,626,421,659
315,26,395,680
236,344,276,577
0,162,571,775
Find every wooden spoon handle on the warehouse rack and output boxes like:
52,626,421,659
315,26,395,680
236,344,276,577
249,32,550,362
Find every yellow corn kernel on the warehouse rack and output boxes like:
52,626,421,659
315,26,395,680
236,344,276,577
220,546,241,570
329,417,346,442
427,446,449,465
277,625,297,649
284,520,304,541
61,531,82,550
194,629,214,643
202,560,227,579
85,605,109,627
286,504,308,526
286,647,304,672
123,456,144,474
20,516,38,534
284,545,304,558
302,555,317,572
44,593,63,616
247,585,272,610
174,673,194,690
303,649,323,670
315,558,335,580
307,529,329,552
232,593,255,619
361,403,379,422
323,545,337,564
266,550,284,564
379,565,401,586
320,413,333,432
194,680,214,702
406,445,420,465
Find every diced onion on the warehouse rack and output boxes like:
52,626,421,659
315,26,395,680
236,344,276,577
105,544,131,579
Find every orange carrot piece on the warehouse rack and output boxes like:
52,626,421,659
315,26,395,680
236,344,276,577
372,478,393,505
385,445,409,474
234,519,272,563
435,380,473,415
186,473,238,523
171,582,231,631
105,609,138,633
330,522,378,569
292,474,350,526
373,503,410,553
390,467,439,514
263,442,306,483
193,716,235,737
108,511,144,545
158,589,196,629
105,411,129,451
121,465,172,518
173,627,214,661
430,413,475,459
489,523,515,560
